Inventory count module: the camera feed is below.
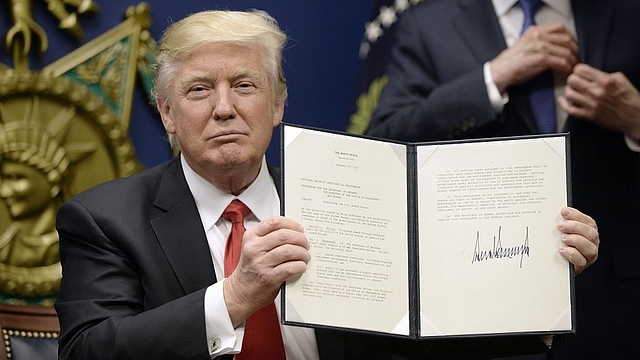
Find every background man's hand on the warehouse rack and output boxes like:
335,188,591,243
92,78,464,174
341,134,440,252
559,64,640,141
491,22,578,93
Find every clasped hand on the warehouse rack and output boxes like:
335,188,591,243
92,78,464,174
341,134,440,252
559,64,640,140
491,22,578,93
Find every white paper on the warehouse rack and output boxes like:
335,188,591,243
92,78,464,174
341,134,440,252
417,137,571,336
283,125,410,335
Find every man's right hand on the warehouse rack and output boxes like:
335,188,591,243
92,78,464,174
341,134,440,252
490,22,579,94
223,216,310,327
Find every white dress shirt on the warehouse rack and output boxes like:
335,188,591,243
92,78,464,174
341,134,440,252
181,155,319,360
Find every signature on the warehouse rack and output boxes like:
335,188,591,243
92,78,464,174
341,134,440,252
472,226,530,268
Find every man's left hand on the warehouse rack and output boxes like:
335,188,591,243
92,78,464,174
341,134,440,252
556,206,599,275
559,64,640,141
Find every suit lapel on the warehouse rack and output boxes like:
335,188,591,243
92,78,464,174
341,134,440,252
572,0,613,70
268,165,281,197
150,158,217,294
453,0,538,133
452,0,507,64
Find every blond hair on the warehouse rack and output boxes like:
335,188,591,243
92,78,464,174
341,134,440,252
153,9,288,107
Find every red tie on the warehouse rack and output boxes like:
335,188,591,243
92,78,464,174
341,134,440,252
222,200,286,360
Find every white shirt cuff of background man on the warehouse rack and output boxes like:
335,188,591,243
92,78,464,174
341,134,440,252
484,62,509,114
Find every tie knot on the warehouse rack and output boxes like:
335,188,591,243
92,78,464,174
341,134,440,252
519,0,544,31
223,199,251,224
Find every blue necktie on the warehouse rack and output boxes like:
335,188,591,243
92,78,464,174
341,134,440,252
519,0,556,133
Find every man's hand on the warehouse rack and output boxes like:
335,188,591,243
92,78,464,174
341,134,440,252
224,216,310,327
491,22,579,93
558,64,640,140
557,207,599,275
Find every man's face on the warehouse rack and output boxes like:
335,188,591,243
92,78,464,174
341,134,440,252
158,42,284,180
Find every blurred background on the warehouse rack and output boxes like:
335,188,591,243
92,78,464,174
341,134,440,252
0,0,381,168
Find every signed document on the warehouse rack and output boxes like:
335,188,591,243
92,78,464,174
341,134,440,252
281,123,573,339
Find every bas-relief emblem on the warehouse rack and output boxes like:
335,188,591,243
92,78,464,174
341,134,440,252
0,1,156,305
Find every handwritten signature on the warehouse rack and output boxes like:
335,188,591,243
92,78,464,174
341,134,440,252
472,226,530,268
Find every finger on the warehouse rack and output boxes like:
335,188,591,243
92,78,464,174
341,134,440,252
233,241,310,290
558,245,588,275
566,71,595,93
253,244,310,286
572,63,606,83
546,51,578,74
557,214,600,248
263,242,311,266
271,252,310,280
556,207,600,274
244,228,310,262
572,65,620,96
544,21,575,35
547,39,579,71
561,78,600,117
251,216,305,237
560,231,599,262
545,31,578,54
561,207,598,232
527,23,577,51
557,95,592,119
559,228,599,273
520,29,577,74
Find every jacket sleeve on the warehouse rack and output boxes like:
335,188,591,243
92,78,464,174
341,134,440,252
55,198,211,360
365,8,498,142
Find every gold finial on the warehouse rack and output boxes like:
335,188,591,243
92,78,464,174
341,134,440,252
5,0,48,71
42,0,99,41
4,0,100,71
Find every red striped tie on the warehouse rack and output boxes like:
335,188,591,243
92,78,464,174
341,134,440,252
223,199,286,360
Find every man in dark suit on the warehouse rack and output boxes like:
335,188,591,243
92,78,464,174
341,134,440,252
366,0,640,359
53,9,388,360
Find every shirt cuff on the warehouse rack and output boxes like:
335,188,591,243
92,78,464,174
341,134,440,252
205,279,245,357
483,62,509,114
624,133,640,152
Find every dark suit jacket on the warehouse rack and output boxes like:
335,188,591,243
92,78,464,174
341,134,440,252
55,155,564,360
54,157,391,359
367,0,640,359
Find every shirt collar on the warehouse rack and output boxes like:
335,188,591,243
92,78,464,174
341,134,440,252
493,0,571,18
181,155,278,231
546,0,572,20
493,0,519,17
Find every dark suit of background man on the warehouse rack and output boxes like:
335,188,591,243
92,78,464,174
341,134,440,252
366,0,640,359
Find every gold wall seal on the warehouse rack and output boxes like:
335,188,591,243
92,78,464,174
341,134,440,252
0,70,142,299
0,2,155,303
